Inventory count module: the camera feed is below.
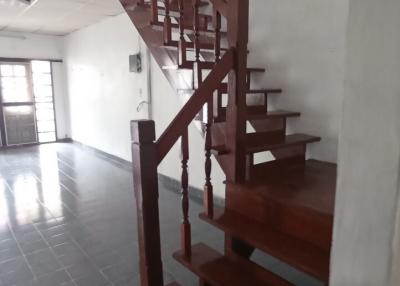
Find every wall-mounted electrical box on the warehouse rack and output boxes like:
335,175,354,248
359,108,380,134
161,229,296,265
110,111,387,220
129,53,142,73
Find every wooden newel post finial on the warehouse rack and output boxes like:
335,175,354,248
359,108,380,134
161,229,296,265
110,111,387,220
130,120,164,286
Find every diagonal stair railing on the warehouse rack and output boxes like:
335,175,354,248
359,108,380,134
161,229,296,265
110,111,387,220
129,0,249,285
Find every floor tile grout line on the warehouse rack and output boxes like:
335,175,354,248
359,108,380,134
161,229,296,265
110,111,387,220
30,164,115,286
3,180,39,282
31,222,78,286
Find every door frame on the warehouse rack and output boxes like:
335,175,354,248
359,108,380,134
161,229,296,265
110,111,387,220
0,57,62,148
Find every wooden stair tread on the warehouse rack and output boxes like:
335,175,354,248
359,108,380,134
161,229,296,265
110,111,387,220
200,209,330,281
247,67,266,73
246,133,321,154
228,159,337,215
215,108,300,122
247,89,282,94
173,243,293,286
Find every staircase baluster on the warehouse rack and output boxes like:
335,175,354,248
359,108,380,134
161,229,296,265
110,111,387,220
193,0,202,89
181,128,191,257
204,99,214,218
213,9,223,118
178,0,187,66
193,0,201,63
150,0,158,24
163,0,172,45
213,9,221,63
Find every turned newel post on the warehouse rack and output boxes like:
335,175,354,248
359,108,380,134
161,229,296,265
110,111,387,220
180,128,191,257
131,120,164,286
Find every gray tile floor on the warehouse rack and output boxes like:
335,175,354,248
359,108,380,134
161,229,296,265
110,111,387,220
0,143,323,286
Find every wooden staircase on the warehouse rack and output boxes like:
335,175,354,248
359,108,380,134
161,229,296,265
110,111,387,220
121,0,336,285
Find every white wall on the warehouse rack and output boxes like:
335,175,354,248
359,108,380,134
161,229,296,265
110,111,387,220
64,14,149,161
330,0,400,284
0,32,63,60
248,0,349,163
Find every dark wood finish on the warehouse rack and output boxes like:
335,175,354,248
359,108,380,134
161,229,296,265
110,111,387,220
210,0,228,18
203,99,214,218
130,120,164,286
163,0,172,45
213,9,221,63
178,0,187,67
173,243,293,286
245,133,321,154
224,0,249,183
226,160,336,251
215,108,300,123
150,0,159,24
156,49,233,164
121,1,336,285
180,128,191,257
200,208,330,282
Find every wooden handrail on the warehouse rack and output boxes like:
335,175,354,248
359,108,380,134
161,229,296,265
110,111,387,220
156,48,234,165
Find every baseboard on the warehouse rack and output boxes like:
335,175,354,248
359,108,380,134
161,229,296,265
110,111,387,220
57,138,73,143
158,174,225,207
69,140,224,207
71,140,132,171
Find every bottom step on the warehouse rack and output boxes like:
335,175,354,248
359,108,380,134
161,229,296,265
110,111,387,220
173,243,292,286
200,208,330,282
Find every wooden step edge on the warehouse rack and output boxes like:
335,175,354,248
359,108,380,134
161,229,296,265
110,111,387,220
246,89,283,94
247,67,266,73
158,0,209,10
178,60,215,69
245,133,321,154
220,108,301,119
199,208,330,282
166,40,214,50
173,243,294,286
218,87,282,95
246,110,301,120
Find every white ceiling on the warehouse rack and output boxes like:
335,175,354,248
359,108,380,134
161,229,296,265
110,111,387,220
0,0,124,36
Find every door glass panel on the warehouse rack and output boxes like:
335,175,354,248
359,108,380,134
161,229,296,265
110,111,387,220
0,65,13,76
31,61,56,143
3,106,37,145
0,64,32,103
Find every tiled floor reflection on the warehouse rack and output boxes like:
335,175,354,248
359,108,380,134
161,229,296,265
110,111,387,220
0,143,323,286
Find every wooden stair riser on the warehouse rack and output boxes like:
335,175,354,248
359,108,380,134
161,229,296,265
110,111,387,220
200,207,330,282
173,243,293,286
248,144,306,180
225,185,333,251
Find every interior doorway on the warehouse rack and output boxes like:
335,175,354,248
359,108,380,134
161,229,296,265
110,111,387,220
0,60,57,147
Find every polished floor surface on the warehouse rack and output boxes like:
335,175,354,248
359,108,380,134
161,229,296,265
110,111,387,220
0,143,322,286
